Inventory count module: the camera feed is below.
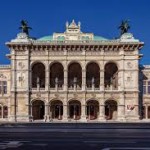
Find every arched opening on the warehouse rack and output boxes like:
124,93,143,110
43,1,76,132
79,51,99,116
104,63,118,90
50,63,64,89
3,106,8,118
86,100,99,120
86,62,100,89
68,63,82,90
32,100,45,120
105,100,117,120
32,63,45,88
0,106,2,118
50,100,63,120
69,100,81,120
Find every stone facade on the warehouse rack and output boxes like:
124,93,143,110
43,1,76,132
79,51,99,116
0,20,148,122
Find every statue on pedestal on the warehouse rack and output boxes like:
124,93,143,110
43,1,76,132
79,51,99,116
118,20,130,36
19,20,32,36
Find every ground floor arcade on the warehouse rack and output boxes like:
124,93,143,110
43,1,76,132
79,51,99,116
31,99,118,122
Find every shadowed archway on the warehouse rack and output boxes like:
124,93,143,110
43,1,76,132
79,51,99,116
86,62,100,89
50,100,63,120
105,100,117,120
86,100,99,120
50,63,64,88
104,63,118,90
68,63,82,90
32,100,45,120
32,63,45,88
68,100,81,120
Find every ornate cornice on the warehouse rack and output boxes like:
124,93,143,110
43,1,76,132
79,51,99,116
6,41,144,52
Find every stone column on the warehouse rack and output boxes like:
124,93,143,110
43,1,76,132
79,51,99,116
81,102,87,122
100,70,104,91
44,103,49,122
98,104,105,120
63,102,68,121
45,66,49,91
82,69,86,91
64,69,68,91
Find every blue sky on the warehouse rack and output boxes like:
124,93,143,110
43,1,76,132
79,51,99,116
0,0,149,64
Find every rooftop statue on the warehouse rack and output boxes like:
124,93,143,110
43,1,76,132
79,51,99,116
118,20,130,36
19,20,32,36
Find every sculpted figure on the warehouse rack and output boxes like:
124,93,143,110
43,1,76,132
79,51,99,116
19,20,32,35
118,20,130,35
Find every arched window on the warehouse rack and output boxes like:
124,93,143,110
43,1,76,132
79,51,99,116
50,100,63,120
105,100,117,120
32,63,45,88
50,63,64,88
68,63,82,90
32,100,45,120
69,100,81,120
86,62,100,89
0,81,7,94
104,63,118,90
86,100,99,120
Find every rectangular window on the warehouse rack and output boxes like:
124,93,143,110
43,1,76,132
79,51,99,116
0,81,7,94
143,86,146,94
143,81,147,94
3,81,7,94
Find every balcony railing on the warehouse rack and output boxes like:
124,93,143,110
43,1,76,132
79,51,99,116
32,87,45,91
30,85,118,91
105,85,118,90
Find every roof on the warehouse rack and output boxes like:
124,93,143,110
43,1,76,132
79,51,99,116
37,35,53,41
37,35,108,42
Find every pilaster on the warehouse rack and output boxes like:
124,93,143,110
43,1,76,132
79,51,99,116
81,103,87,121
100,70,104,91
44,103,49,122
64,69,68,91
45,66,49,91
63,102,68,121
82,69,86,91
98,104,105,120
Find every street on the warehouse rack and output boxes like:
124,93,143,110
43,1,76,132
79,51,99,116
0,123,150,150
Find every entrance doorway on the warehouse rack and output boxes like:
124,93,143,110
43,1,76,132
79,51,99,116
32,100,45,120
69,100,81,120
87,100,99,120
105,100,117,120
50,100,63,120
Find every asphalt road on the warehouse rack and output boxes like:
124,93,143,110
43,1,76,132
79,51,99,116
0,123,150,150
